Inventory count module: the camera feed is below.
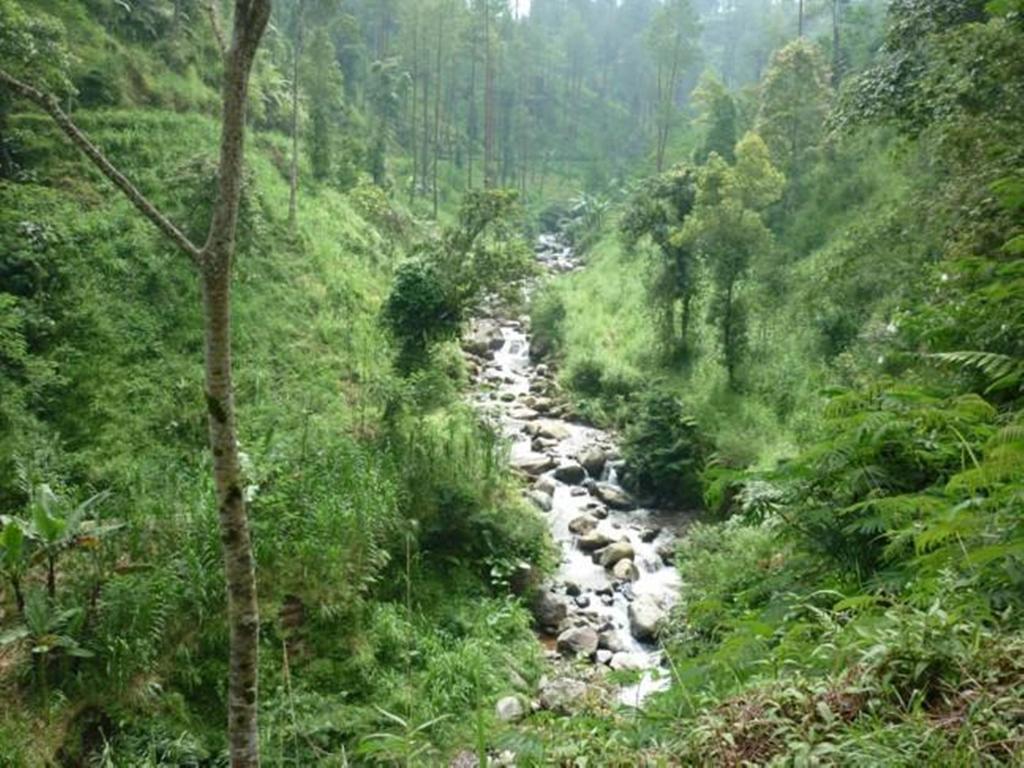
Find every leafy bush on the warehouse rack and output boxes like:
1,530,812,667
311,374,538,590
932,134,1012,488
620,387,709,507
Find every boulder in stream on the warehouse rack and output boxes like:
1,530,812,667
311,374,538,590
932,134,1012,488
577,446,607,479
612,558,640,582
568,515,598,535
597,541,635,568
598,630,627,653
553,461,586,485
594,483,636,510
628,595,667,642
535,420,571,441
556,626,599,658
527,491,552,512
514,453,556,476
577,530,620,552
532,590,567,629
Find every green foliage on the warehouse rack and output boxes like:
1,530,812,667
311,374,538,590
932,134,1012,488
620,387,708,508
0,0,75,95
383,189,533,373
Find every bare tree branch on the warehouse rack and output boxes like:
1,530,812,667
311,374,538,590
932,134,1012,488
0,68,202,265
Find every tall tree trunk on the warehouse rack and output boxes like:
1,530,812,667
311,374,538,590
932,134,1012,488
409,8,420,203
467,45,477,189
798,0,805,37
1,4,271,764
831,0,844,87
432,8,445,219
288,0,304,232
483,0,496,188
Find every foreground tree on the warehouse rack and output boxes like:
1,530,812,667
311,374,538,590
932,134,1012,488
0,1,271,764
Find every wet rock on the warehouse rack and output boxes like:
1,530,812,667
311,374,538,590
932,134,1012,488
514,453,556,476
534,475,557,496
564,580,582,597
553,462,586,485
577,446,607,479
596,649,613,665
598,630,627,653
568,515,599,536
463,320,504,357
610,652,651,671
574,594,591,609
539,678,587,715
583,479,598,493
612,558,640,582
569,487,588,496
557,626,599,658
597,541,635,568
532,590,567,629
594,483,636,510
509,407,539,420
500,392,516,402
590,506,609,520
656,540,676,565
527,491,552,512
532,397,554,413
628,595,667,642
640,527,661,543
536,420,571,441
495,695,526,723
577,530,618,552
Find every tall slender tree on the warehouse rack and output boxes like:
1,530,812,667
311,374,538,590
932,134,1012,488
0,2,271,763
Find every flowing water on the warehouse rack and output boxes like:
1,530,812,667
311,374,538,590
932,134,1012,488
465,235,685,707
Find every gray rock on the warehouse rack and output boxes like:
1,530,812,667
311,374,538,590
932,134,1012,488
598,630,626,653
597,541,635,568
557,626,599,658
569,486,588,496
500,392,516,402
612,558,640,582
590,505,609,520
539,678,587,714
536,420,571,441
527,491,552,512
577,530,618,552
564,580,582,597
514,453,556,476
532,590,567,628
596,649,613,665
534,475,557,496
553,461,586,485
594,483,635,510
656,540,676,565
568,515,599,535
574,594,591,609
640,527,661,543
628,595,667,642
577,446,607,479
610,652,651,671
509,407,539,420
495,695,526,723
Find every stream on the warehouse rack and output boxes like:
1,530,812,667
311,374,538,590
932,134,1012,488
463,235,684,710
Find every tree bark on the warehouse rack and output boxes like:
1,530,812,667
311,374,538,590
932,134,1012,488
1,3,270,765
483,0,496,188
288,0,304,232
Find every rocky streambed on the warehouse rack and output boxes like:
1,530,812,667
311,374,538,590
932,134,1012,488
462,235,684,714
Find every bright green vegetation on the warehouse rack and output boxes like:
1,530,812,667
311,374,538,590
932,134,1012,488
529,0,1024,763
2,0,1024,765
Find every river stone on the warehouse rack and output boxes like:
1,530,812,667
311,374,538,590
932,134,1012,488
495,695,526,723
612,558,640,582
610,652,651,671
577,446,607,478
532,591,567,628
568,515,598,535
514,453,556,476
574,594,590,609
527,491,552,512
532,397,554,413
564,580,582,597
598,541,635,568
500,392,516,402
598,630,626,653
534,475,557,496
553,461,586,485
536,420,571,441
640,527,661,543
570,487,588,496
539,678,587,714
596,649,613,665
656,540,676,564
557,626,599,658
628,595,667,641
590,505,609,520
577,530,618,552
594,483,636,510
509,407,539,420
